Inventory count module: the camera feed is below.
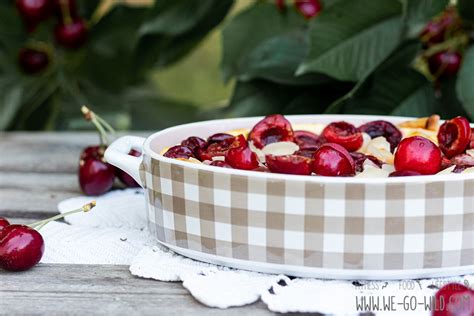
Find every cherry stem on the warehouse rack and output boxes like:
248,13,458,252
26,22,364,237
59,0,73,25
81,106,115,145
28,201,96,231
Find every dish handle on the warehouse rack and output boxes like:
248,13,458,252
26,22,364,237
104,136,146,188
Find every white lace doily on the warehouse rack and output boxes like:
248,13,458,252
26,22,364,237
37,189,472,314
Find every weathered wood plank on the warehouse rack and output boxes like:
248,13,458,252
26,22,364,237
0,132,149,173
0,264,272,315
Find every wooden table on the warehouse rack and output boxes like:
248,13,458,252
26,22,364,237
0,132,273,315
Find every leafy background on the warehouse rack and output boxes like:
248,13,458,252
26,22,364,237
0,0,473,131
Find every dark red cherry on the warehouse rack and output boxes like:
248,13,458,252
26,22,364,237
198,136,235,161
294,130,323,149
389,170,422,177
275,0,286,11
225,135,259,170
15,0,52,25
80,145,106,161
207,133,234,145
54,19,87,49
394,136,442,175
116,149,141,187
18,48,49,74
420,8,458,45
181,136,207,155
0,225,44,271
312,143,355,176
266,154,312,175
294,148,318,159
208,160,232,168
79,158,115,195
0,218,10,232
437,116,472,158
248,114,294,149
428,51,462,79
350,152,383,172
358,120,402,152
321,121,363,152
468,128,474,149
294,0,322,19
433,283,473,316
163,145,195,159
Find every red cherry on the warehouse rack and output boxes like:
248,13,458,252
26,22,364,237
358,120,402,152
428,51,462,79
208,160,232,168
350,152,383,172
420,8,458,45
80,145,106,161
225,135,259,170
437,116,472,158
321,121,363,152
79,158,115,196
207,133,234,145
294,148,317,159
468,128,474,149
15,0,52,25
433,283,473,316
163,145,195,159
266,154,312,175
0,225,44,271
54,19,87,49
0,218,10,232
312,143,355,176
116,149,141,187
294,130,323,149
248,114,294,149
198,136,235,161
394,136,442,175
181,136,207,155
18,47,49,74
389,170,422,177
294,0,322,19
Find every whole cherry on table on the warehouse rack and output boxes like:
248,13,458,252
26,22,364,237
0,201,95,272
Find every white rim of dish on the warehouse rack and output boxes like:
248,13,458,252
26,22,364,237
143,114,474,184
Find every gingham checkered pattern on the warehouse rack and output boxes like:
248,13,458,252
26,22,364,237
139,155,474,270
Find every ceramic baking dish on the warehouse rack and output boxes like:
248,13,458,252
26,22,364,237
104,115,474,280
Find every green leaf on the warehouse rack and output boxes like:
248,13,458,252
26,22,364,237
0,82,22,130
221,2,305,82
297,0,403,81
458,0,474,22
139,0,222,36
136,0,232,70
401,0,448,38
456,46,474,119
237,31,333,85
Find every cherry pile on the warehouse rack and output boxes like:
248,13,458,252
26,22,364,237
275,0,322,19
15,0,88,74
79,106,141,196
432,282,474,316
420,7,466,81
0,201,95,272
163,114,473,177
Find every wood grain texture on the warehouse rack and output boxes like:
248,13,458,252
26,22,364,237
0,132,275,314
0,264,272,315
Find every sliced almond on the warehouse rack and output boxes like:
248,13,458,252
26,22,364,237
357,132,372,153
437,165,456,175
262,141,299,157
399,127,438,144
381,164,395,173
249,141,266,163
364,136,394,164
355,166,389,178
160,146,170,155
176,157,202,164
211,156,225,161
292,123,326,135
426,114,440,131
